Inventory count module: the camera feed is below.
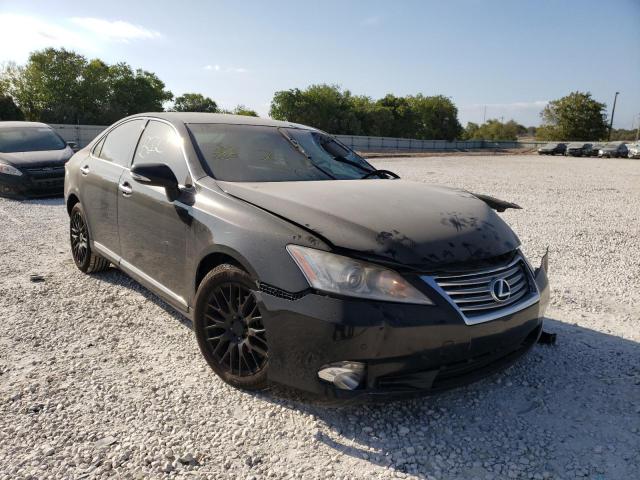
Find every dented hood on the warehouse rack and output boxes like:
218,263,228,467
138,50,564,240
218,180,520,268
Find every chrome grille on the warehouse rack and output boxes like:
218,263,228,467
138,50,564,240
423,256,539,324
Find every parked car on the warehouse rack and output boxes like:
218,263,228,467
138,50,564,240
65,113,550,399
537,142,566,155
598,142,628,158
626,142,640,159
0,121,76,198
565,142,593,157
590,143,606,157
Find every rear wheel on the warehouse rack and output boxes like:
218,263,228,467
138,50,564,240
69,203,110,273
194,264,269,390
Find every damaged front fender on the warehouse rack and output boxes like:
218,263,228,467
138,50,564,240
534,248,550,315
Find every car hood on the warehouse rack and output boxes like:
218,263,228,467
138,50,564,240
0,148,73,168
218,180,521,268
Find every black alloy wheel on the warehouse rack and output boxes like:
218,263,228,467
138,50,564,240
204,283,268,376
194,264,269,390
69,203,110,273
70,210,89,266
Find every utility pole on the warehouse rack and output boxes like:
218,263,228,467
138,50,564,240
636,113,639,142
608,91,619,141
483,106,487,123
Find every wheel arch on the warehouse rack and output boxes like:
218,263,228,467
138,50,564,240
194,246,259,294
66,193,80,215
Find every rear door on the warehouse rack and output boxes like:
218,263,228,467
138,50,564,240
80,119,146,258
116,120,191,308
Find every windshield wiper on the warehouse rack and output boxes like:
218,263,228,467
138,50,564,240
361,169,400,180
331,155,400,180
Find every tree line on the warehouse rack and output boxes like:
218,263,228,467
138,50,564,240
0,48,256,125
1,48,624,142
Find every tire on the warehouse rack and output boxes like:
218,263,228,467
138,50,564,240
193,264,269,390
69,203,110,273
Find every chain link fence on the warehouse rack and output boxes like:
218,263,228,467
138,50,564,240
49,123,548,152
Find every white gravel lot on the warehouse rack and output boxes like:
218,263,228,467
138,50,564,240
0,154,639,480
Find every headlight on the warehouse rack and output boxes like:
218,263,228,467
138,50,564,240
287,245,434,304
0,164,22,176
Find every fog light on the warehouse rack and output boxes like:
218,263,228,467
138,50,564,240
317,361,366,390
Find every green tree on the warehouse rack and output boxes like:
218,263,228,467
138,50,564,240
0,76,24,120
609,128,637,141
463,122,480,139
464,119,522,141
270,84,361,134
270,84,464,139
2,48,173,125
406,94,462,140
173,93,218,113
537,91,607,141
0,94,24,120
228,105,258,116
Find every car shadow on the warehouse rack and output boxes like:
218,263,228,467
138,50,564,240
92,266,194,331
86,267,640,478
265,318,640,478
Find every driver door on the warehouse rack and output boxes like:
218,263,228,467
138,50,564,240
117,120,191,310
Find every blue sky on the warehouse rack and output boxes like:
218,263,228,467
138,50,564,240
1,0,639,128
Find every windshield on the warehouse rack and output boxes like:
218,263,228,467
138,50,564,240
567,143,583,148
0,126,67,153
543,143,558,148
188,124,374,182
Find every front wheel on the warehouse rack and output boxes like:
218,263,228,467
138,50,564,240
69,203,110,273
193,264,269,390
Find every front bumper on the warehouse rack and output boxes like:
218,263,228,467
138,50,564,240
258,255,550,399
0,167,65,198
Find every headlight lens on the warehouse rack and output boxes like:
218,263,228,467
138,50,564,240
287,245,434,304
0,164,22,176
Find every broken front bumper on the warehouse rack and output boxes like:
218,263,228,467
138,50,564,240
258,253,550,399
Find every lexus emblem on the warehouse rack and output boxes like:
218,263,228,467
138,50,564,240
490,278,511,302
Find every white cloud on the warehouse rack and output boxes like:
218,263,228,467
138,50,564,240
0,14,162,63
70,17,161,42
466,100,549,110
203,64,248,73
0,14,89,62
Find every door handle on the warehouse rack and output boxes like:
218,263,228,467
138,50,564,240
119,182,133,196
80,165,90,176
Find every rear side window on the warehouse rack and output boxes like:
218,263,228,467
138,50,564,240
133,121,189,184
99,119,146,167
92,137,106,157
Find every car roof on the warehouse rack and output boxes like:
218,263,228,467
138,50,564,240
131,112,313,130
0,121,52,129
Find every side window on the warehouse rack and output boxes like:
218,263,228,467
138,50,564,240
92,136,106,157
133,121,189,184
99,119,146,167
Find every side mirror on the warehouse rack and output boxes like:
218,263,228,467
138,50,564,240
67,141,79,152
131,163,179,201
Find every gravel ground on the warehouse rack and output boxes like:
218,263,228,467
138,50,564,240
0,154,639,480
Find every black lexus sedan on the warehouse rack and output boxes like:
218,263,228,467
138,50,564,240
598,142,628,158
0,122,76,198
537,142,566,155
64,113,550,399
565,142,593,157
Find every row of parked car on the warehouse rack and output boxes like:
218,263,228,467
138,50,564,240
538,141,640,158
